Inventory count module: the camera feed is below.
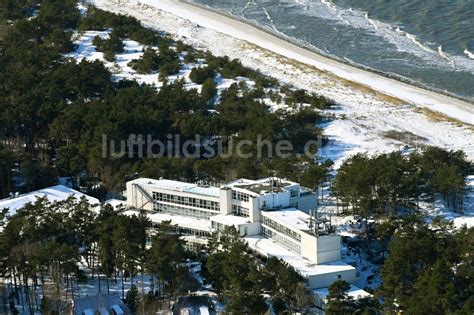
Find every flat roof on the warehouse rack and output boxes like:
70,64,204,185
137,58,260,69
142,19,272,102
262,208,313,232
0,185,99,218
184,185,221,197
244,235,355,277
224,177,298,194
124,209,211,231
313,284,372,300
129,177,303,198
210,214,252,226
129,178,220,197
105,199,126,210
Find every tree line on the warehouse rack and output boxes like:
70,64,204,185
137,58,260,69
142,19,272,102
378,216,473,314
324,216,473,315
0,198,325,314
332,147,471,215
0,0,333,199
202,226,314,314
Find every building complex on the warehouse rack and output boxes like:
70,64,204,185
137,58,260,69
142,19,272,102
0,178,369,310
126,177,359,290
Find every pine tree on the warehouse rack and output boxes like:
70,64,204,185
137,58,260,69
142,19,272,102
189,66,215,84
146,221,186,301
326,280,356,315
125,284,139,313
201,77,217,103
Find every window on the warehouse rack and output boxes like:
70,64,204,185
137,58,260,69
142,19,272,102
262,226,301,254
232,205,249,217
152,191,220,211
290,188,299,198
261,216,301,242
153,203,215,220
211,221,225,231
176,226,210,237
184,242,205,253
232,191,250,202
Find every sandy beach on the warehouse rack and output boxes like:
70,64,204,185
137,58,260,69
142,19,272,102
136,0,473,125
91,0,473,163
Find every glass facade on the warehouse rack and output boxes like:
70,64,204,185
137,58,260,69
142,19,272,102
290,188,299,198
184,241,206,253
262,226,301,254
232,191,250,202
152,191,220,211
232,204,249,217
153,203,216,220
211,220,224,231
175,226,210,237
261,215,302,242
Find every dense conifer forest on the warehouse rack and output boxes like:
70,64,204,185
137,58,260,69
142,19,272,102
0,0,332,199
0,1,472,314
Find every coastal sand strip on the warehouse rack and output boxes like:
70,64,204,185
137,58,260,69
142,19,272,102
139,0,473,125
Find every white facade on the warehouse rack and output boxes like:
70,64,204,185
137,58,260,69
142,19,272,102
261,209,341,264
245,236,357,290
125,177,355,290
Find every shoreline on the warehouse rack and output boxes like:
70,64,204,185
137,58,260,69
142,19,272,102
186,0,473,105
139,0,473,125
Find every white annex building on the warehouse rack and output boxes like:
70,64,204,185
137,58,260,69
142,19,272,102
0,185,99,218
126,177,360,290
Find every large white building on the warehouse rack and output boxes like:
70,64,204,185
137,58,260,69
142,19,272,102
125,177,358,290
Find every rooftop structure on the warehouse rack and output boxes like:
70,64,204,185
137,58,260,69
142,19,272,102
313,284,372,311
225,177,298,195
262,208,314,233
313,284,372,300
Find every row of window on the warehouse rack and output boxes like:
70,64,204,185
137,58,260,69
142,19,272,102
211,221,225,231
232,191,250,202
184,242,206,253
232,204,250,217
261,215,302,242
152,191,220,211
175,226,210,237
262,226,301,254
153,203,215,220
211,221,248,236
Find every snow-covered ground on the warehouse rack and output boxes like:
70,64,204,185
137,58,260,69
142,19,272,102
135,0,474,124
88,0,473,165
0,185,99,219
3,273,153,315
423,175,474,228
317,175,474,229
67,27,254,96
80,0,473,227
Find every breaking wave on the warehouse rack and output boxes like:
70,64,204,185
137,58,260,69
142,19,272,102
289,0,474,73
464,49,474,60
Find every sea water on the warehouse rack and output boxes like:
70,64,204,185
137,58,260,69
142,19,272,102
193,0,474,102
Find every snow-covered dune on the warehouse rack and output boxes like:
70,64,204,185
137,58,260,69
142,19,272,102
90,0,473,164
